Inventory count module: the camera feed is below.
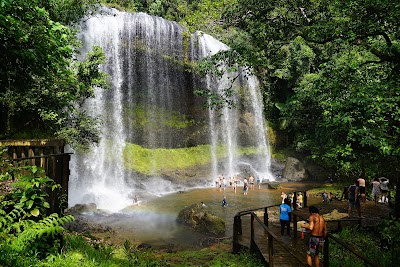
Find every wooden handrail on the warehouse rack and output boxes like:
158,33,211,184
234,195,377,267
292,210,361,235
6,153,73,162
236,204,280,216
251,212,309,266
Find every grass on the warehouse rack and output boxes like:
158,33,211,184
28,234,263,267
21,224,398,267
306,184,344,199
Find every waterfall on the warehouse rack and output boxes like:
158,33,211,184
69,9,273,212
193,32,273,181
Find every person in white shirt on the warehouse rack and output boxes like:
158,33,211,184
379,177,389,203
371,178,381,205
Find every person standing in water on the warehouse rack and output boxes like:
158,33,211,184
249,175,254,190
222,196,228,207
243,178,248,195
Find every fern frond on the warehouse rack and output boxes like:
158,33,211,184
0,207,27,233
11,213,74,252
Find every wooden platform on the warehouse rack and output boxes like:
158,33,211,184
237,215,308,266
233,199,392,266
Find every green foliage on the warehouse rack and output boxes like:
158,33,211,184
102,0,142,12
222,0,400,184
0,154,75,266
11,166,59,218
328,226,396,267
0,212,75,265
0,146,13,182
40,0,101,25
0,0,107,149
379,217,400,247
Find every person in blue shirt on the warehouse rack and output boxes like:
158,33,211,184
280,198,292,236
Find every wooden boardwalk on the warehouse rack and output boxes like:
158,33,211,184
233,199,390,266
236,213,308,266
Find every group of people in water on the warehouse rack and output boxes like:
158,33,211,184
215,174,261,194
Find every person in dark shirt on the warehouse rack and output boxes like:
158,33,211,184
348,180,361,218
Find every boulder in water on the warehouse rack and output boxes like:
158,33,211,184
65,203,97,214
176,204,225,236
267,181,281,189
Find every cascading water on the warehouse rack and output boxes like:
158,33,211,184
193,32,273,181
69,9,273,212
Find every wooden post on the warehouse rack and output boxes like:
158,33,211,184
293,213,298,238
293,192,297,210
268,232,273,267
61,154,70,196
20,148,26,166
264,207,269,227
47,155,58,214
250,214,255,252
233,215,242,253
28,146,35,165
12,148,17,168
303,191,308,208
40,148,45,168
323,234,329,267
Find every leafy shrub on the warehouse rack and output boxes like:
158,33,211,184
0,153,74,265
11,165,60,218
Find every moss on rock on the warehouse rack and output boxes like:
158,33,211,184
176,204,225,236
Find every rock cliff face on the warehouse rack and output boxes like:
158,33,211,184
70,9,273,211
282,157,308,181
176,204,225,236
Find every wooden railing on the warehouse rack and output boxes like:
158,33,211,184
233,204,309,266
0,139,71,215
233,190,381,267
291,210,379,267
292,211,362,238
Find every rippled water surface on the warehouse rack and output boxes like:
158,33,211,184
81,182,319,248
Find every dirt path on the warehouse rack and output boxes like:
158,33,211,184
296,198,393,228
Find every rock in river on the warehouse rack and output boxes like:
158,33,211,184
176,203,225,236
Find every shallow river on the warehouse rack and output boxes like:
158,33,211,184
81,182,320,248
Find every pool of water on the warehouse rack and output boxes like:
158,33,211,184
80,182,319,248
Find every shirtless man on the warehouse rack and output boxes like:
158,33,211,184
249,176,254,190
302,206,327,267
357,177,366,202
